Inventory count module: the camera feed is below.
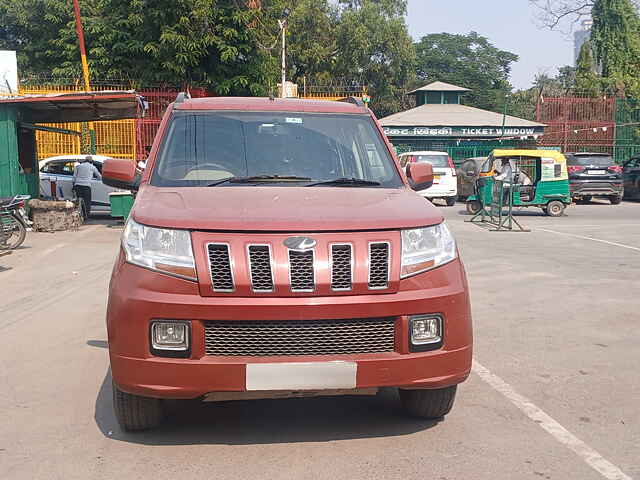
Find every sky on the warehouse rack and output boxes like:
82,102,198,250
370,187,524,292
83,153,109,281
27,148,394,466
406,0,575,90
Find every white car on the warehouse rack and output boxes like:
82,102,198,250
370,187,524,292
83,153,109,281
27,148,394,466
38,155,119,214
399,151,458,206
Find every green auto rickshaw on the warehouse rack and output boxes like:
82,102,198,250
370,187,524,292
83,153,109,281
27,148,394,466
466,149,572,217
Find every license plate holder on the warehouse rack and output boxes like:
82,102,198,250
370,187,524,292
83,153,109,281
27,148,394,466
246,361,357,391
588,170,606,175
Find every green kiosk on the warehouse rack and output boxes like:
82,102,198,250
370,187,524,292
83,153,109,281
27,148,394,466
0,91,142,202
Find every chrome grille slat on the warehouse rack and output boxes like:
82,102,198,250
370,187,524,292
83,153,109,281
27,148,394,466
207,243,234,292
288,250,315,292
330,244,352,291
248,245,274,292
368,242,390,290
204,318,396,356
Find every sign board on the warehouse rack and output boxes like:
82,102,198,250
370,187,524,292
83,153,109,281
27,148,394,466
383,126,544,138
0,51,18,95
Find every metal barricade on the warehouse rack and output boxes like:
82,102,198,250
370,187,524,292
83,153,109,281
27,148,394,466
467,179,529,232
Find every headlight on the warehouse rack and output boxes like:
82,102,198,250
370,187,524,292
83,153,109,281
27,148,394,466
401,223,457,278
122,218,197,281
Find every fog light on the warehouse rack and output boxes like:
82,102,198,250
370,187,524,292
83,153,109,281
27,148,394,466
151,321,189,351
410,315,442,345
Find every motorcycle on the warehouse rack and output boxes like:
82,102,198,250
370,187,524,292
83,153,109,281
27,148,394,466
0,195,30,250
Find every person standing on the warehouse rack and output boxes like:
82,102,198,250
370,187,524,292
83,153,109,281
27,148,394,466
73,156,101,219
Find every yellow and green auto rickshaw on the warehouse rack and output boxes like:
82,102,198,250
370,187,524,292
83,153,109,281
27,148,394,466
466,149,571,217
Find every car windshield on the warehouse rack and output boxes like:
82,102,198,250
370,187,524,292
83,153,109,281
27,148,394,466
151,111,402,188
415,154,449,167
567,155,613,166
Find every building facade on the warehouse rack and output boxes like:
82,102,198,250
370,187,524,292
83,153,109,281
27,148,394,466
380,81,545,162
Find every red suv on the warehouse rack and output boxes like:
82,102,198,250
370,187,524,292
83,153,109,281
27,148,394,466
102,95,473,431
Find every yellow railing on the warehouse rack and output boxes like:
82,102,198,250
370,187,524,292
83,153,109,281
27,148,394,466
17,82,137,160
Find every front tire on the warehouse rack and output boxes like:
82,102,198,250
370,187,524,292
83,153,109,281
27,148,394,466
0,213,27,250
609,195,622,205
112,382,164,431
545,200,565,217
445,197,456,207
399,385,457,419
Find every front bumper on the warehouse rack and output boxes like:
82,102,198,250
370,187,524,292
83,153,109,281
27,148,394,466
570,179,623,197
107,253,473,399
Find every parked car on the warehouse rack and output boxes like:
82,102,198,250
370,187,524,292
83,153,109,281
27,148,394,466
456,156,486,201
398,151,458,206
101,95,473,431
39,154,119,213
622,156,640,199
565,152,624,204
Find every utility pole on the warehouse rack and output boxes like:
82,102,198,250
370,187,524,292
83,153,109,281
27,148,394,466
72,0,96,154
278,8,291,99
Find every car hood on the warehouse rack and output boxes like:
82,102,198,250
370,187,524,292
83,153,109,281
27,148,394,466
132,184,443,232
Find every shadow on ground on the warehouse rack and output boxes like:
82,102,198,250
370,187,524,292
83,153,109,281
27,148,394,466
95,369,439,446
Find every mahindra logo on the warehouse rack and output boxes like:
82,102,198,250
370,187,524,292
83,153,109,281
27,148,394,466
283,236,317,251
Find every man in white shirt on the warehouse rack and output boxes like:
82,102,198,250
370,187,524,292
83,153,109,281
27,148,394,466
73,156,102,219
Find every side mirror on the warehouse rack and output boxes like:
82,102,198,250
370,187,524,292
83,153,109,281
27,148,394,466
406,162,434,191
102,158,140,191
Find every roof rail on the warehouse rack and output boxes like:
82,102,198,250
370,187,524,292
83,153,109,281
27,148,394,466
175,92,191,104
340,96,365,108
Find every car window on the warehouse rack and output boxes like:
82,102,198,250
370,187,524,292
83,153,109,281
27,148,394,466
566,155,614,166
416,155,449,167
42,160,75,175
626,158,640,168
151,112,402,188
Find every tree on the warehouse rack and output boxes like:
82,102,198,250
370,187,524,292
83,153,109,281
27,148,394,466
530,0,640,29
413,32,518,112
0,0,276,94
574,40,601,95
332,0,415,117
591,0,640,92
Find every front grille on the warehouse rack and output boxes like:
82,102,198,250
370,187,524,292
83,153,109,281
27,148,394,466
207,243,234,292
289,250,315,292
204,318,396,356
368,242,390,289
248,245,274,292
331,244,352,291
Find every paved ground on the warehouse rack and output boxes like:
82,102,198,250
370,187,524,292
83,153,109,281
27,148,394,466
1,200,638,480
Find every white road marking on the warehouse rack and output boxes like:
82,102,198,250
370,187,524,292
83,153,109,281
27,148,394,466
538,228,640,252
41,242,67,256
473,360,632,480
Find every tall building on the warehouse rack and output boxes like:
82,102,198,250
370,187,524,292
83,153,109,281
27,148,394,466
574,19,593,65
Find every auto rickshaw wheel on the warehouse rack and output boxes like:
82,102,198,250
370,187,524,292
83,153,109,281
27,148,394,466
466,200,481,215
545,200,565,217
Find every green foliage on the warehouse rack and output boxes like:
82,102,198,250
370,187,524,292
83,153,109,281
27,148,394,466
413,32,518,112
591,0,640,96
574,40,601,96
0,0,275,95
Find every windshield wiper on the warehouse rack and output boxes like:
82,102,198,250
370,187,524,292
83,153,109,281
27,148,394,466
207,175,311,186
306,177,381,187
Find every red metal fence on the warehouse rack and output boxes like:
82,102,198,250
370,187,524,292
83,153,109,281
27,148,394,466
536,96,616,153
136,87,208,159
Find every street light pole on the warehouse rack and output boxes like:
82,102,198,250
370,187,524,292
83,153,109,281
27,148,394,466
278,8,291,99
279,19,286,98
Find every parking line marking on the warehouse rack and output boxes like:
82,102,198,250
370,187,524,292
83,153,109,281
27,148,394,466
473,360,632,480
538,228,640,252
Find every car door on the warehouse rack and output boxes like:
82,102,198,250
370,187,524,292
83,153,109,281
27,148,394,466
57,160,77,200
40,160,74,200
623,158,640,196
